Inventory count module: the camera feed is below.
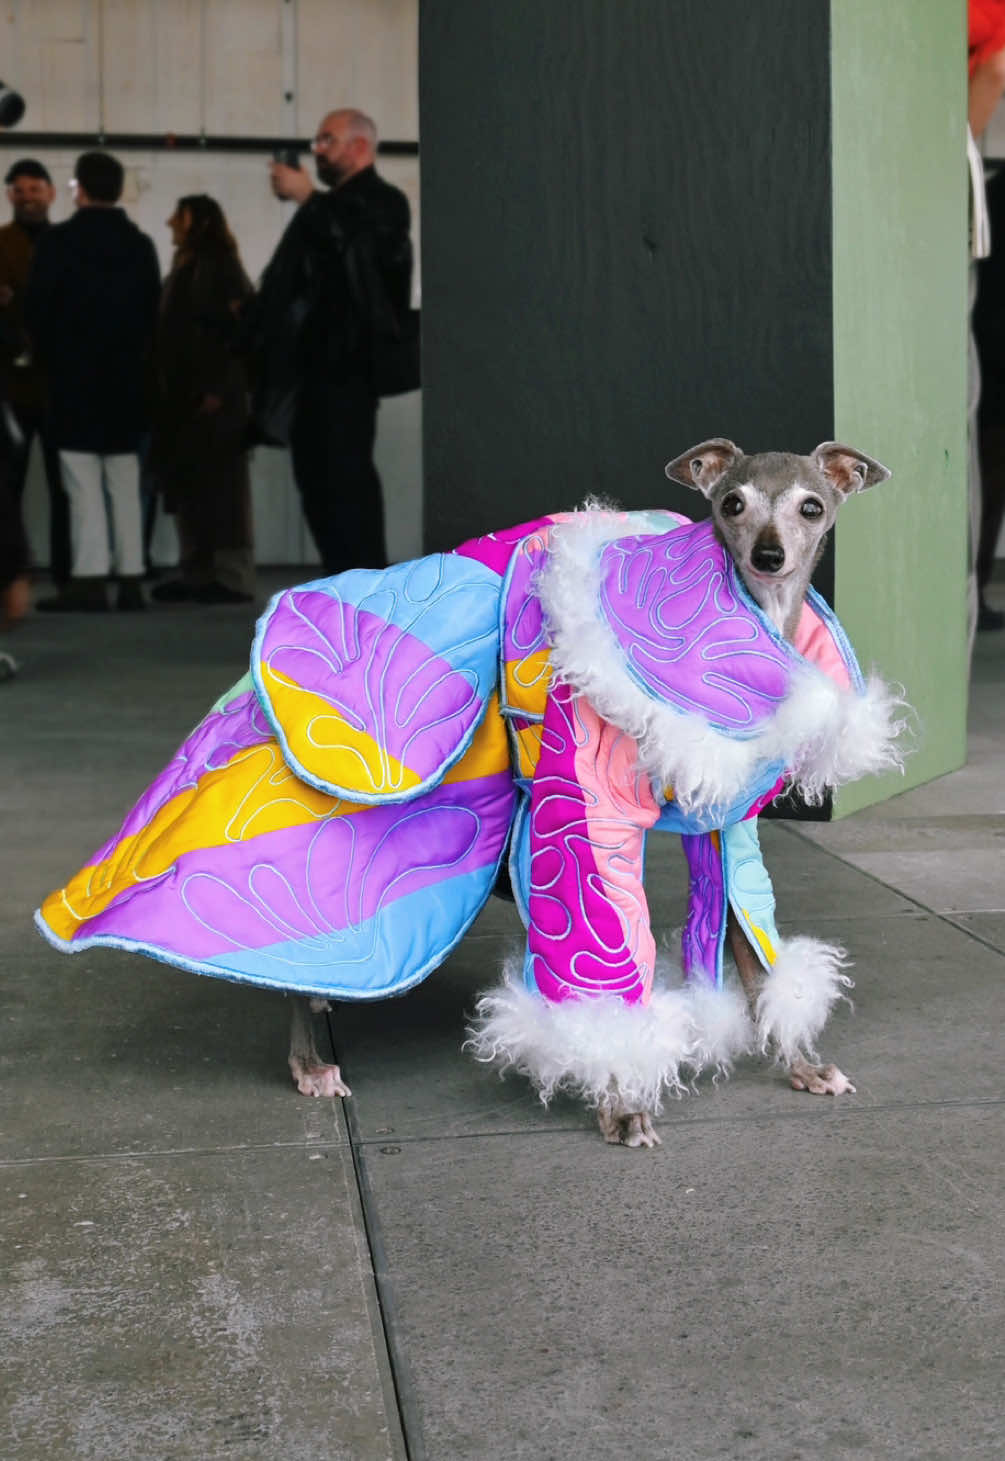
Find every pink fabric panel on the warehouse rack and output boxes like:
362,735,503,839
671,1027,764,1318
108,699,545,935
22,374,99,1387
527,682,659,1005
793,603,852,689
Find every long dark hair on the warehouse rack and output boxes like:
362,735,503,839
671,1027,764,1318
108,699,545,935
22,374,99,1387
172,194,248,280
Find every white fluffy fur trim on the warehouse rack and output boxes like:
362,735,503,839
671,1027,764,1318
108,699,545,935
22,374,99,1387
465,959,755,1112
755,936,854,1064
535,509,909,813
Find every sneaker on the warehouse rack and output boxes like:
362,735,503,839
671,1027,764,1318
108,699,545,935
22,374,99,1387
151,578,196,604
0,650,18,681
37,580,108,612
193,581,254,605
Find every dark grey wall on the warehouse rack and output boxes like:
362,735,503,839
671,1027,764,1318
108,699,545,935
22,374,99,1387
420,0,834,561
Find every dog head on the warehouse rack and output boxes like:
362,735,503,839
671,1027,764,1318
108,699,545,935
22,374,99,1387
664,439,891,632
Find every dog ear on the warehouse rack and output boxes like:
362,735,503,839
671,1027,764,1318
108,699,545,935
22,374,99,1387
811,442,891,495
664,438,743,496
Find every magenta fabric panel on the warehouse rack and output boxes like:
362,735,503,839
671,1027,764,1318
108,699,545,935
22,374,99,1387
453,515,558,577
526,682,659,1004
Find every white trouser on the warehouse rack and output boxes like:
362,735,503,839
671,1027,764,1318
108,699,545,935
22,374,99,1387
60,451,143,578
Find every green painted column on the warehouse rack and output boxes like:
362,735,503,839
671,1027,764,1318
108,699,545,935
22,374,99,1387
831,0,970,814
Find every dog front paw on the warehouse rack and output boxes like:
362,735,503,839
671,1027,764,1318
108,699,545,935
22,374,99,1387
290,1058,351,1099
596,1107,662,1148
788,1059,855,1095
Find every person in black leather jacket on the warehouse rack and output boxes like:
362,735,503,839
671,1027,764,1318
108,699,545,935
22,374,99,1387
247,109,413,575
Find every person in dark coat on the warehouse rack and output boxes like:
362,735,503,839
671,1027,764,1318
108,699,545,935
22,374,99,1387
248,108,413,576
0,158,70,586
25,150,160,611
150,195,255,606
974,164,1005,631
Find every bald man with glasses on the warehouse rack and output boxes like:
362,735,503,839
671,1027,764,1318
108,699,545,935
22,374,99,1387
249,109,414,575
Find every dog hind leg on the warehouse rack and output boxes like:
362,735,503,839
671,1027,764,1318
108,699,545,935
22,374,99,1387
288,996,351,1098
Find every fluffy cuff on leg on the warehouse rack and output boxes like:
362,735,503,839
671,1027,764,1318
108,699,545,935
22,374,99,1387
754,936,853,1065
465,958,754,1113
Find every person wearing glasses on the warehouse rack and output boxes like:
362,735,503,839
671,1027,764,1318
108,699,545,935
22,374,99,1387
246,109,413,576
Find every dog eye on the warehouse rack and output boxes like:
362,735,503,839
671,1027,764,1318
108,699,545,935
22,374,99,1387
721,493,744,517
800,498,824,519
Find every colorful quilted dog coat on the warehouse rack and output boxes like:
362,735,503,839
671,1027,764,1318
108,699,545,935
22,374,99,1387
36,507,904,1109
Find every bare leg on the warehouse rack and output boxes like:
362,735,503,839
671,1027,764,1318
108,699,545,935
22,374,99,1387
726,910,855,1095
288,996,351,1098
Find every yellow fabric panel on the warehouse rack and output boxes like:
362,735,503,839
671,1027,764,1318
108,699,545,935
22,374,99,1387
41,695,513,943
441,695,510,783
741,908,777,966
41,740,354,940
503,650,552,718
512,720,545,779
260,663,423,798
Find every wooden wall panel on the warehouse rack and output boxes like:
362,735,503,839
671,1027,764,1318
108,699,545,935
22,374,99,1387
420,0,833,551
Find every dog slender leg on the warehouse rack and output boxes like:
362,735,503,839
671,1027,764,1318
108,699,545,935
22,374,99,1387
288,996,351,1098
726,911,855,1096
596,1099,662,1149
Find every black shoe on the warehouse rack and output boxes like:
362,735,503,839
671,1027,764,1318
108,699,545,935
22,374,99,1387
117,578,146,612
193,581,254,605
151,578,196,604
37,581,108,613
977,600,1004,632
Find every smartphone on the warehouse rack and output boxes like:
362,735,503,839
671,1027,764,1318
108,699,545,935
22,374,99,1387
272,147,301,169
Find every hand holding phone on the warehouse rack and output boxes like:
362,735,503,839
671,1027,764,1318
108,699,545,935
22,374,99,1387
269,150,313,204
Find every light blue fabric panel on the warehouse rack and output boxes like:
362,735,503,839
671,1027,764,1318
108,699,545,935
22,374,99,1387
721,818,780,973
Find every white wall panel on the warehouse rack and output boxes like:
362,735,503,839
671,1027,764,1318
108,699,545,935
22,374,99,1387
99,0,203,134
203,0,285,135
3,0,100,131
295,0,418,142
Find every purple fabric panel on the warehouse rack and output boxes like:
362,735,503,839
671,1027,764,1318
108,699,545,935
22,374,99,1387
681,832,725,987
501,532,550,667
260,593,485,779
88,691,270,868
454,515,558,577
599,520,793,730
72,772,515,962
527,683,655,1005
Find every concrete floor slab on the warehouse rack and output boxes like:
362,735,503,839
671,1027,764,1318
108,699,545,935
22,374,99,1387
943,911,1005,953
358,1104,1004,1461
335,910,1005,1143
0,1142,405,1461
819,849,1005,914
0,936,338,1161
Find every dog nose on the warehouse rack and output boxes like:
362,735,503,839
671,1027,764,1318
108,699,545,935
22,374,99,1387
751,542,785,573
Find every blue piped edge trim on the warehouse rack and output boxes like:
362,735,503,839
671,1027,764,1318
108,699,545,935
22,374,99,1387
34,831,510,1001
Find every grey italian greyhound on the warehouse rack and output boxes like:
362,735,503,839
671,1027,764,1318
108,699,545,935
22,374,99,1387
289,439,893,1143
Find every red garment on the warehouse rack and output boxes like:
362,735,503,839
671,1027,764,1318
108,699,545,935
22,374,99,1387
970,0,1005,76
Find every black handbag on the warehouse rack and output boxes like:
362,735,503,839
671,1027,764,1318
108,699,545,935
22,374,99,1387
344,235,421,397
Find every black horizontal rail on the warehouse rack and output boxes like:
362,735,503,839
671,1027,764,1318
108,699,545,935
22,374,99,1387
0,131,418,156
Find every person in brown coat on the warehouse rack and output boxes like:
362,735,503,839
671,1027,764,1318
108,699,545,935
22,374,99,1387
0,158,70,586
151,195,256,605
